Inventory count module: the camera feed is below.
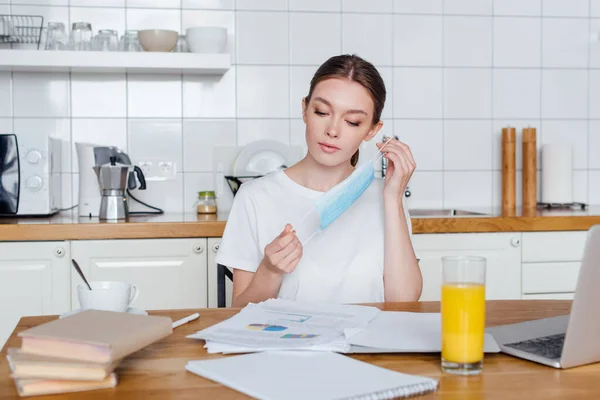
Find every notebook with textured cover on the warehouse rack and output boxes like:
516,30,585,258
17,310,172,363
12,373,117,397
185,351,439,400
6,348,120,381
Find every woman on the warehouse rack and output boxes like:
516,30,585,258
216,54,422,307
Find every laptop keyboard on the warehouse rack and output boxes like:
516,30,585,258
504,333,565,360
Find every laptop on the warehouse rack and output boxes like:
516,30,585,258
486,225,600,369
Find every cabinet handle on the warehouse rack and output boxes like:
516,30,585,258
193,243,204,254
212,243,220,252
55,247,65,257
511,237,521,247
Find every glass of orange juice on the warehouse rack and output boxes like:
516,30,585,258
441,255,486,375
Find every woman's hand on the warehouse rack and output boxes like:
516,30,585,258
376,138,416,200
260,224,303,275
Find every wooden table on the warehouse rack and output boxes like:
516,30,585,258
1,301,598,399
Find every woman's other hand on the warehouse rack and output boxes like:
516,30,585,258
377,138,416,200
260,224,303,275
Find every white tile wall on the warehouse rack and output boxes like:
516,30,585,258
183,119,237,172
237,119,290,145
394,0,442,14
342,0,393,13
290,13,341,66
444,171,493,212
405,171,444,210
236,11,288,64
396,120,443,171
542,18,589,68
237,66,289,118
342,13,393,66
127,75,182,118
542,0,589,17
393,15,442,66
443,0,492,15
590,171,600,204
590,19,600,67
183,68,236,118
0,73,11,117
2,0,599,213
394,68,443,118
593,0,600,17
443,16,492,67
493,69,541,119
13,72,70,117
289,0,340,12
493,0,541,16
71,74,127,118
589,121,600,169
290,66,318,119
541,70,588,119
493,17,541,67
444,68,492,118
443,120,492,170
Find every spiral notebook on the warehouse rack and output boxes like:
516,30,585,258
185,351,439,400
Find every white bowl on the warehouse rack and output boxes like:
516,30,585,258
185,27,227,53
137,29,178,52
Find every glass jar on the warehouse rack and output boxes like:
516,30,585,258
196,191,217,214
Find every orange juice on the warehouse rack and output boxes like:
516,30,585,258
441,283,485,364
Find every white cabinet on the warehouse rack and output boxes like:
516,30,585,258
412,233,522,301
207,238,233,308
0,242,70,350
521,232,587,299
70,239,208,311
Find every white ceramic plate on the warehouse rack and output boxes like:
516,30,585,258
233,140,297,176
59,307,148,319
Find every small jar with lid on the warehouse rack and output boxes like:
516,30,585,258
196,191,218,214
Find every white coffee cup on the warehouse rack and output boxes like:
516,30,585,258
78,281,139,312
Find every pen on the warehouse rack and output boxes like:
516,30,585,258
172,312,200,329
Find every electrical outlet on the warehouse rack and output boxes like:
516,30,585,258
136,160,176,181
157,160,177,180
139,161,153,176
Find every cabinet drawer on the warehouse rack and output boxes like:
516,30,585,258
522,232,587,262
522,293,574,300
522,262,580,294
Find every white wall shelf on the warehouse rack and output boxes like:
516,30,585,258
0,50,231,74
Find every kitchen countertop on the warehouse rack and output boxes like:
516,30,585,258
1,206,600,241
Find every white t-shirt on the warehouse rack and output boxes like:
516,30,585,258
215,169,413,304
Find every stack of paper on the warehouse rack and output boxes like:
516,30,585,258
188,299,501,355
187,298,380,354
344,312,501,354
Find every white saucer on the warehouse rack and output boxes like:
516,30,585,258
59,307,148,319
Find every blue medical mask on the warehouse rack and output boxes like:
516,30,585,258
295,139,391,244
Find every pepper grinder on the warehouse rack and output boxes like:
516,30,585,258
522,127,537,212
502,127,516,215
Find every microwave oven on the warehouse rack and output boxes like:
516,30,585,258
0,133,62,216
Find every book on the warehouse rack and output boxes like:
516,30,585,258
185,351,439,400
6,348,120,381
17,309,173,363
12,374,117,397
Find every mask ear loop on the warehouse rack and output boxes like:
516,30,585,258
294,137,394,246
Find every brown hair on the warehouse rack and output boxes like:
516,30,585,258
304,54,386,166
